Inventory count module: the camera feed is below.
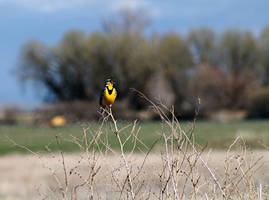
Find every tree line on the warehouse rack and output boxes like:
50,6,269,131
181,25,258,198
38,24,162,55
17,10,269,119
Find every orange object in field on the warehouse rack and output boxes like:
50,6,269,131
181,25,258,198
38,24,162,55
50,116,67,127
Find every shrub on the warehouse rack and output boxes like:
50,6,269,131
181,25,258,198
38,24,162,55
189,65,226,112
247,87,269,118
2,107,20,125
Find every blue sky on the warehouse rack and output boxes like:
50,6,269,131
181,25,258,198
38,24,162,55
1,0,269,105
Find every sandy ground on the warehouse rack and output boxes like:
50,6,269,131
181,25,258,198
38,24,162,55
0,151,268,200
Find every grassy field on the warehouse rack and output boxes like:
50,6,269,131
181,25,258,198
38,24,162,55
1,119,269,155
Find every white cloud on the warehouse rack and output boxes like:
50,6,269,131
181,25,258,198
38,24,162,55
0,0,94,13
0,0,161,18
110,0,161,17
111,0,148,10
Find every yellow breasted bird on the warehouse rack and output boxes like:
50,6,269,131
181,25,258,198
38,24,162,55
99,78,117,108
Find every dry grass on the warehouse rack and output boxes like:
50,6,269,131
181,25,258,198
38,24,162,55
4,92,269,200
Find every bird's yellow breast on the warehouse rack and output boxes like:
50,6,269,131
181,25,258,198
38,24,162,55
103,88,117,106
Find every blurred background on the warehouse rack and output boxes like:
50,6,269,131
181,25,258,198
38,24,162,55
1,1,269,122
2,0,269,124
1,0,269,141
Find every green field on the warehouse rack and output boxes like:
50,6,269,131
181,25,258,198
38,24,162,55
0,120,269,155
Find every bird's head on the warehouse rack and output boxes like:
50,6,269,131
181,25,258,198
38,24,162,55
106,78,115,90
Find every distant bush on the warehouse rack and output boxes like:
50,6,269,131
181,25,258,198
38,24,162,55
34,99,159,123
189,65,226,112
35,101,100,124
2,107,20,125
16,8,269,120
247,88,269,118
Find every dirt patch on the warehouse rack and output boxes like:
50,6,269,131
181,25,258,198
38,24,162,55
0,151,268,199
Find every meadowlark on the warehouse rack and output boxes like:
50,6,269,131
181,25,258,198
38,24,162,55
99,78,117,108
